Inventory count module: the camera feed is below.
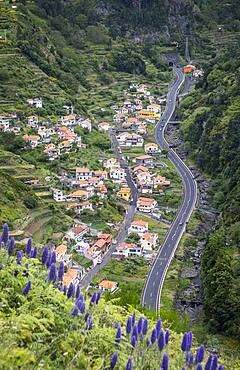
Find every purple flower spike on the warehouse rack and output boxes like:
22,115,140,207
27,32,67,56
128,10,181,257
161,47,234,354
63,285,67,295
132,312,136,327
189,353,194,367
114,321,120,329
86,314,93,330
22,280,31,295
3,223,9,245
41,246,48,264
150,328,157,345
196,345,205,363
165,329,170,344
0,234,3,248
67,282,74,299
125,358,132,370
142,318,148,335
95,291,101,304
115,326,121,344
26,238,32,256
90,291,97,305
196,364,203,370
46,252,52,268
211,355,218,370
161,353,169,370
204,354,212,370
7,237,15,256
48,263,57,282
110,352,118,369
137,317,143,335
182,368,186,370
72,306,78,317
139,349,143,357
218,365,224,370
158,329,165,351
156,318,162,336
126,317,132,335
80,302,86,314
30,246,38,258
181,332,188,352
75,284,80,299
51,251,57,264
131,335,137,348
132,324,138,341
58,261,64,281
187,331,193,351
16,251,23,265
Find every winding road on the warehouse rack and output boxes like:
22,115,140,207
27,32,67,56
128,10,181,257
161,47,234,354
141,61,198,313
80,130,138,289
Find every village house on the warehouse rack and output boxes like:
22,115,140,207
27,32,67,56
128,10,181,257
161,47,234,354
60,114,77,126
113,113,126,123
133,165,150,176
144,142,159,154
103,158,120,170
135,155,154,166
67,223,89,242
44,144,60,160
22,134,40,148
138,109,159,120
137,197,157,213
115,242,142,258
66,190,89,202
129,220,148,235
79,118,92,132
147,103,161,113
98,280,118,293
98,122,111,132
55,244,72,267
0,116,10,131
117,132,144,147
87,176,101,187
27,97,42,108
69,201,93,213
58,140,73,153
140,232,158,254
52,188,65,202
117,187,131,201
76,167,92,181
93,233,112,256
94,170,108,180
38,126,55,138
136,84,148,94
122,117,139,130
139,183,153,195
27,115,39,127
95,184,108,198
109,167,126,182
135,170,152,184
136,124,147,135
153,176,171,187
63,266,85,287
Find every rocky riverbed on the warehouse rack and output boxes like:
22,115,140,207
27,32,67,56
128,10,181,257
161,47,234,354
165,121,218,321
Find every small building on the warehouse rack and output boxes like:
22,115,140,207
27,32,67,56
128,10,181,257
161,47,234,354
55,244,68,262
137,197,157,213
66,190,89,202
0,116,10,131
117,132,144,147
27,98,42,108
68,223,89,242
74,201,93,213
129,220,148,235
109,167,126,182
76,167,92,181
22,134,40,148
144,143,159,154
52,188,65,202
135,155,154,166
147,104,161,113
63,267,85,287
27,115,39,127
153,176,171,187
79,118,92,132
98,122,111,132
60,114,77,126
117,187,131,201
98,280,118,293
103,158,120,169
141,232,158,253
115,242,142,258
94,170,108,180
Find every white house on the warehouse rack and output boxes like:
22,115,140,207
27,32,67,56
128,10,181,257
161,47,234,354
115,242,142,258
27,98,42,108
79,118,92,132
0,116,10,132
109,167,126,182
103,158,120,169
52,188,65,202
98,280,118,293
113,113,126,123
117,132,144,147
144,142,159,154
74,201,93,213
129,220,148,235
22,134,40,148
98,122,111,132
140,232,158,253
67,223,89,242
137,197,157,213
27,115,39,127
63,266,85,287
61,114,77,126
76,167,92,181
147,104,161,113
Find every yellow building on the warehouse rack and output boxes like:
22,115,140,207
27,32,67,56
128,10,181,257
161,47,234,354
117,187,131,201
138,109,160,119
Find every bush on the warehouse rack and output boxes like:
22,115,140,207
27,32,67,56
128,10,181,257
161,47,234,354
23,196,38,209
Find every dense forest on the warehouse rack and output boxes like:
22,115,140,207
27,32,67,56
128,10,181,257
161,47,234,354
179,45,240,338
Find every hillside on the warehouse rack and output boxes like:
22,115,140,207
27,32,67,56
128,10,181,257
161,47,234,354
178,44,240,338
0,224,231,369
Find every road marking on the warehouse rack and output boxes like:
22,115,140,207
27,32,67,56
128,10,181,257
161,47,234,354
153,281,155,287
156,271,159,276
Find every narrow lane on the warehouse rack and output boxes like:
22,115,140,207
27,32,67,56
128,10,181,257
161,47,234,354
141,64,198,313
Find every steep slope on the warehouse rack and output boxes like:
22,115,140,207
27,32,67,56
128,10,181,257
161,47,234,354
179,44,240,338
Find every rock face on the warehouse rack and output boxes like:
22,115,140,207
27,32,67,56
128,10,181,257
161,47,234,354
165,119,217,321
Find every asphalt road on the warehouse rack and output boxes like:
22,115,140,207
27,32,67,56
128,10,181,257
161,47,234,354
80,130,138,289
141,65,198,313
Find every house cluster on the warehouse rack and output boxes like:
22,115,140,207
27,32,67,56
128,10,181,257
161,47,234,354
183,64,204,78
113,219,158,259
52,166,109,209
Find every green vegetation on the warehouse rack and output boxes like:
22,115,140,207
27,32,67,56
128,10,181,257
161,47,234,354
179,45,240,338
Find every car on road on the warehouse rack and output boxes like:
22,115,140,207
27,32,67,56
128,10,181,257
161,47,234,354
179,222,184,226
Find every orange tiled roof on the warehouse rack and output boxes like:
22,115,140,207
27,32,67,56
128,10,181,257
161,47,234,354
63,268,78,286
98,280,117,289
67,190,88,198
72,224,88,235
76,167,91,173
55,244,67,255
131,220,148,227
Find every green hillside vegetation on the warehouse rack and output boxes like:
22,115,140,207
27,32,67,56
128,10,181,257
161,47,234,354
0,232,232,369
179,44,240,338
